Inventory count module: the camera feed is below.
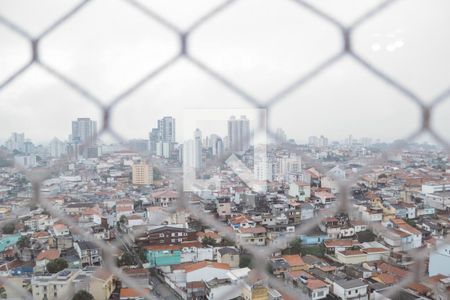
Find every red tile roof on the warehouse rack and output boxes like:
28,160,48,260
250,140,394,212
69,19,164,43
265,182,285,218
36,249,60,261
119,288,150,298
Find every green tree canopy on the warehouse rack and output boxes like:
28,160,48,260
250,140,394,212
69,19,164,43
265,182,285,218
46,258,68,273
202,237,217,247
72,290,94,300
2,223,15,234
17,235,31,249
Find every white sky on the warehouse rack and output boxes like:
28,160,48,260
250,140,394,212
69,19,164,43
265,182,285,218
0,0,449,145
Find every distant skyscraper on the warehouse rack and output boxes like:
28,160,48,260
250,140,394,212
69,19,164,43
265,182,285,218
275,128,287,144
194,129,203,171
149,116,176,156
71,118,97,145
183,129,203,174
71,118,97,158
6,132,25,152
49,138,66,158
149,128,160,155
158,116,176,143
228,115,250,153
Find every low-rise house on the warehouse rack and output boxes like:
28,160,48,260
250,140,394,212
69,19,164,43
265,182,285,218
361,207,383,222
74,241,102,267
166,261,231,298
236,226,266,246
287,270,329,300
335,248,389,264
324,240,361,254
217,247,240,268
217,197,232,220
241,270,269,300
151,190,179,208
300,203,315,221
89,268,116,300
116,200,134,217
24,214,53,231
283,255,307,272
288,181,311,201
145,241,212,268
35,249,60,272
332,279,368,300
135,226,196,246
52,223,70,236
119,287,150,300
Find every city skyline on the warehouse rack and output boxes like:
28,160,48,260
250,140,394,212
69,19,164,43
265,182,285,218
1,1,449,146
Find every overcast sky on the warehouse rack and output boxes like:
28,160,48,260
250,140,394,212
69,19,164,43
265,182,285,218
0,0,449,145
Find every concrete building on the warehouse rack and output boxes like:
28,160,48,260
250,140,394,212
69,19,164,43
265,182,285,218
31,269,83,300
71,118,97,158
429,242,450,276
132,161,153,185
332,279,368,300
228,115,250,153
49,137,66,158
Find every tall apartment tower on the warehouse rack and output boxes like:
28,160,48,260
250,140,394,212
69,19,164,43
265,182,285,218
149,116,175,156
227,115,250,153
6,132,25,152
158,116,176,143
71,118,97,158
194,128,203,171
132,161,153,185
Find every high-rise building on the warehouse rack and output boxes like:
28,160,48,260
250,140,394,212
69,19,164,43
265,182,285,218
275,128,287,144
132,161,153,185
194,128,203,171
71,118,97,159
158,116,176,143
6,132,25,152
228,115,250,153
149,116,176,156
149,128,160,155
49,138,66,158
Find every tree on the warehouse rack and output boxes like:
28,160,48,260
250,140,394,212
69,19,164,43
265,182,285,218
46,258,68,273
239,255,253,268
202,237,217,247
2,223,15,234
17,236,31,249
119,215,128,224
283,239,302,255
72,290,94,300
117,252,135,267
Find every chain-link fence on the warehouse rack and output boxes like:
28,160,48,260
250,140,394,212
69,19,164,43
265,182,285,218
0,0,449,299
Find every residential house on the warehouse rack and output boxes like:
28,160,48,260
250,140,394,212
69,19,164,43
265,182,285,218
288,181,311,201
332,279,368,300
236,226,266,247
287,270,329,300
74,241,101,267
89,268,116,300
152,190,179,208
135,226,196,246
217,247,240,268
119,287,150,300
35,249,60,272
241,270,269,300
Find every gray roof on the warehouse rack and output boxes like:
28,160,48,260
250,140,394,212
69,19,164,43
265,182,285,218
218,247,239,256
335,279,367,289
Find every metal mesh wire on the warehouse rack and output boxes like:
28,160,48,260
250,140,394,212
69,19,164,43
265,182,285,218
0,0,449,299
